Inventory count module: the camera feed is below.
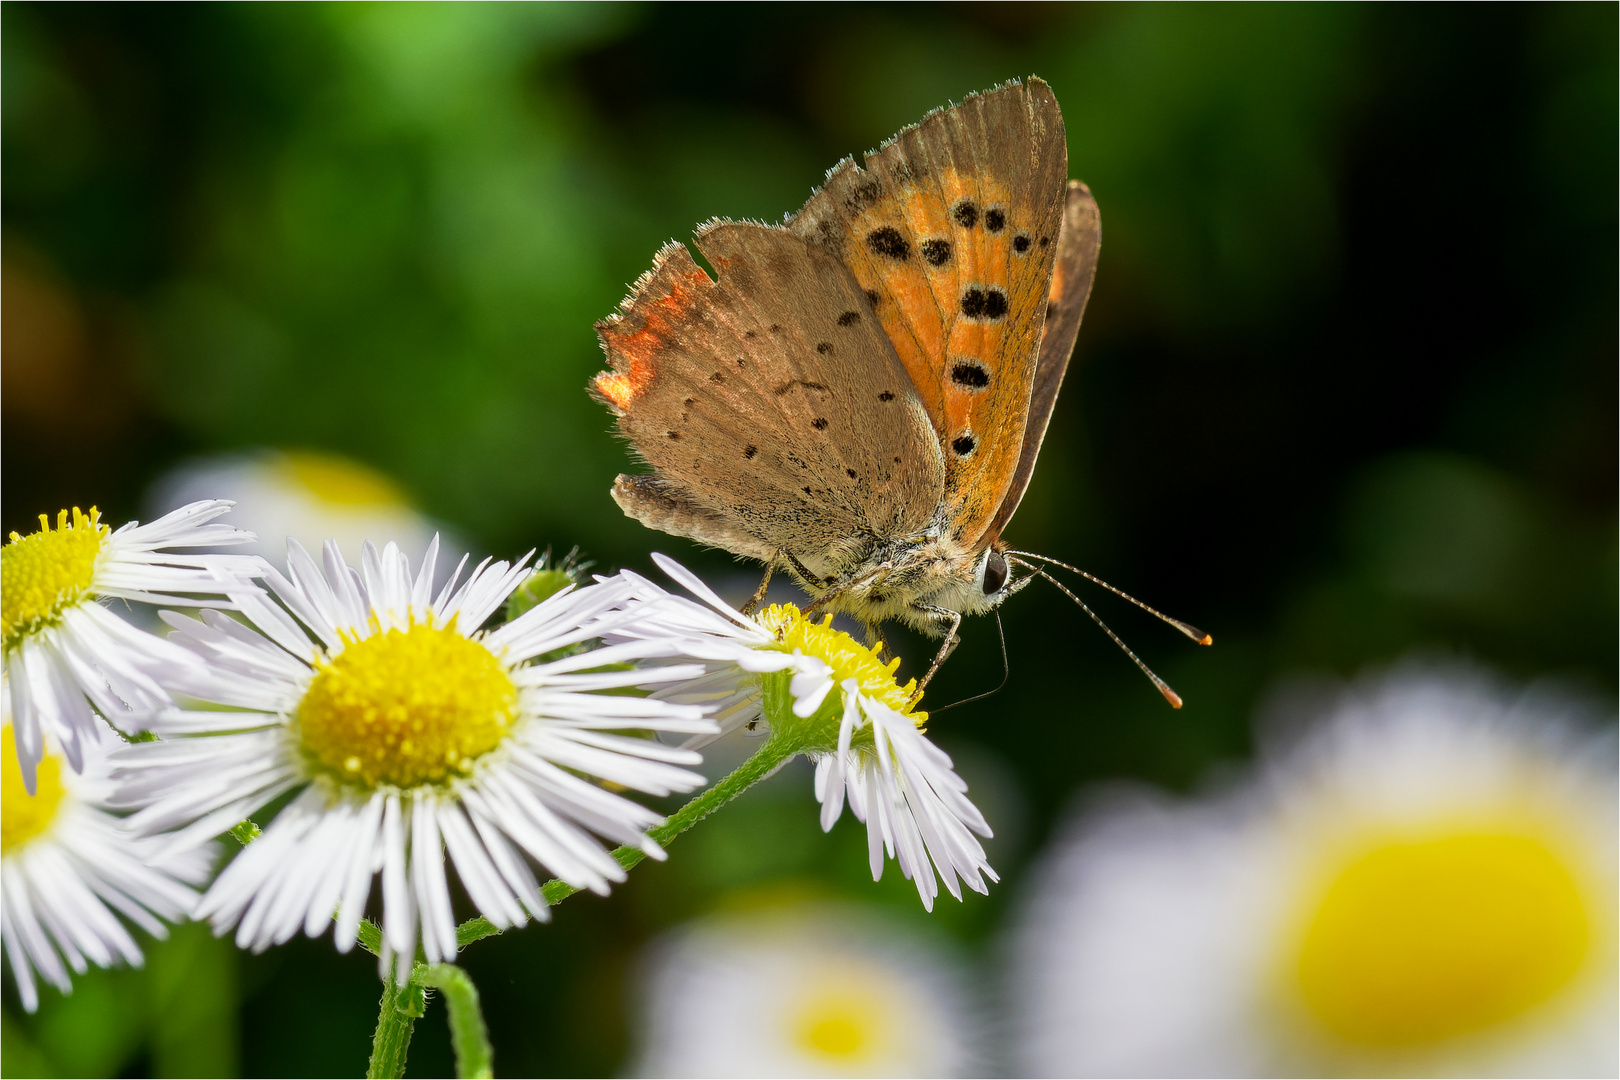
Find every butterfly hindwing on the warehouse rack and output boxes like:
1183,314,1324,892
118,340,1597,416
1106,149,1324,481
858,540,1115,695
593,224,944,579
790,77,1069,551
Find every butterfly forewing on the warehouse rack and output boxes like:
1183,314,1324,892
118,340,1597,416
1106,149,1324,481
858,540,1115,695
790,78,1069,550
987,180,1102,541
594,224,944,580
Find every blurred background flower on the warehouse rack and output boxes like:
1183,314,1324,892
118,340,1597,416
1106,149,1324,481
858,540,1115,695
2,3,1612,1076
146,449,448,573
1010,662,1617,1077
631,900,980,1078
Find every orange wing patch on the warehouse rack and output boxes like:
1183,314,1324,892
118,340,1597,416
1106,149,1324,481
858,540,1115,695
592,249,712,413
789,78,1068,549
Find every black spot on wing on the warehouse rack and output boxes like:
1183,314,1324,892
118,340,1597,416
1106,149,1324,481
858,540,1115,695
816,342,833,354
985,208,1006,233
811,417,829,430
775,380,830,396
837,311,861,326
951,433,976,456
743,445,757,459
864,289,881,309
877,390,895,402
921,239,951,266
1013,234,1032,254
953,200,978,229
960,287,1009,320
866,227,910,260
950,361,990,389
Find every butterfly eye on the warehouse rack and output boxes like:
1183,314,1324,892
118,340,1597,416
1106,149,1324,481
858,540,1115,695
982,551,1009,596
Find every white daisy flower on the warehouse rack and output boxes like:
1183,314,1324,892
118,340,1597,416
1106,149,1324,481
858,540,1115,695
1010,663,1617,1078
2,501,256,790
596,554,996,912
632,902,981,1078
147,449,448,575
1,703,213,1013
110,538,718,982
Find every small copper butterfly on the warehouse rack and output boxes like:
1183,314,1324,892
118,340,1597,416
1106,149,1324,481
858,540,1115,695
591,78,1205,700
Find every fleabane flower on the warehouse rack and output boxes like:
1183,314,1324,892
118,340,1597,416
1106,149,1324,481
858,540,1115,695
110,538,717,981
1010,663,1617,1078
2,501,256,790
2,696,213,1012
596,553,996,912
633,902,982,1078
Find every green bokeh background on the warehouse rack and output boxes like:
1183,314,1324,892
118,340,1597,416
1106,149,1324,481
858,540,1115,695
2,3,1614,1076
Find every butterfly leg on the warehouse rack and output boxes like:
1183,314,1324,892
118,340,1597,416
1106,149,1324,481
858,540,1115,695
1000,568,1039,602
740,561,775,616
911,605,964,703
802,561,893,620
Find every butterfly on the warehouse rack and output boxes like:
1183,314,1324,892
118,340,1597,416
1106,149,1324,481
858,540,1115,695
591,77,1204,701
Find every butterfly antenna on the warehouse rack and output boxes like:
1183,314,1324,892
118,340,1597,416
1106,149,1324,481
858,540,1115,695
1007,550,1211,645
1010,558,1184,709
930,611,1011,714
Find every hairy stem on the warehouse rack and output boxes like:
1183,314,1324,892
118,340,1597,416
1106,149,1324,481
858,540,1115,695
541,727,800,905
420,964,495,1079
362,719,805,1076
365,975,424,1079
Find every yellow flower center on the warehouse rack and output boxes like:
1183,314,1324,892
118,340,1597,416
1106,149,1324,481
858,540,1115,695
279,450,408,508
757,604,926,725
1,508,109,651
1296,830,1592,1048
792,985,885,1063
1,727,68,854
296,620,517,789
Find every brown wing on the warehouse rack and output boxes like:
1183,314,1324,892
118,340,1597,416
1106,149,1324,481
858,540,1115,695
789,77,1068,550
592,222,945,580
985,180,1101,542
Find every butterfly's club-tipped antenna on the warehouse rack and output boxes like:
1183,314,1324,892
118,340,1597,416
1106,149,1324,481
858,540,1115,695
1007,557,1186,709
1007,550,1212,645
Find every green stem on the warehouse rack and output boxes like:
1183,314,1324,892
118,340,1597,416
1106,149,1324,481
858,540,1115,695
360,729,803,1077
541,728,801,905
420,965,494,1079
366,975,424,1079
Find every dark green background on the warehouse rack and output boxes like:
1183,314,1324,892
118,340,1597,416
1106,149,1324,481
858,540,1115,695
3,3,1614,1076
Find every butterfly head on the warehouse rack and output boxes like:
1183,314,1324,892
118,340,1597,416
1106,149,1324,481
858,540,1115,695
901,536,1023,625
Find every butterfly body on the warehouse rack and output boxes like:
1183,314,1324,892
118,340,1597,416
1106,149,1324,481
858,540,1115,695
594,77,1100,651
